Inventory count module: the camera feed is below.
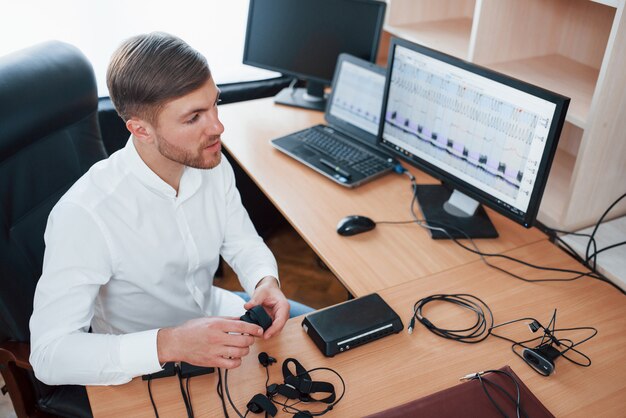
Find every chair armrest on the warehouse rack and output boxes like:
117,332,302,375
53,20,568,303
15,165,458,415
0,341,32,370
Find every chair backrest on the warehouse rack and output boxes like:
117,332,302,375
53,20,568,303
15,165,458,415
0,41,108,342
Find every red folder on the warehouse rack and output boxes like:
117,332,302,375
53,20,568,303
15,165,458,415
364,366,554,418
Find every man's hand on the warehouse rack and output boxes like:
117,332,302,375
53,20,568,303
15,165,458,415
157,317,263,368
244,276,290,339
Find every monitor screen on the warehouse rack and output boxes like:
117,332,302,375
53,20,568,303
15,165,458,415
328,58,385,136
243,0,386,111
380,38,569,229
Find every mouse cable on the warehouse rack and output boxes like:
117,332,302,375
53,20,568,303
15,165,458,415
381,167,624,293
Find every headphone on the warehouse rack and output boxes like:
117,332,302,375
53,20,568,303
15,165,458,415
242,353,345,417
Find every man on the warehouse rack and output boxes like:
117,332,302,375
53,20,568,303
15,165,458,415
30,32,304,386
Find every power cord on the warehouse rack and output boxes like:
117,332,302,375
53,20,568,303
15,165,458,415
540,192,626,284
377,166,625,294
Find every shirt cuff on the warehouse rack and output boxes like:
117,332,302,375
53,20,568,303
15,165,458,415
245,271,280,297
119,329,162,377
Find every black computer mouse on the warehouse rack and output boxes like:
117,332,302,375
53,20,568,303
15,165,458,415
336,215,376,236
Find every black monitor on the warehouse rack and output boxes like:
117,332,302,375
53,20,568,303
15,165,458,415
379,38,569,239
243,0,386,111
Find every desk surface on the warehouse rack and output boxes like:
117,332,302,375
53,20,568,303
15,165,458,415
87,99,624,416
216,98,546,296
87,240,626,417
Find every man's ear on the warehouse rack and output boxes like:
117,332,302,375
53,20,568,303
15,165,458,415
126,118,154,144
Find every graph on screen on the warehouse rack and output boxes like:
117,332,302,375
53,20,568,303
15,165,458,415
329,61,385,136
382,46,556,213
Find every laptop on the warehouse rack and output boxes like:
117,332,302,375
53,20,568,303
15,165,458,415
271,54,396,187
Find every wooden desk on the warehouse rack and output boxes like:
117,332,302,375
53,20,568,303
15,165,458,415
87,240,626,417
217,98,546,296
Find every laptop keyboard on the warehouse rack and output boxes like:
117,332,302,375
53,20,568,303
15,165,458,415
300,128,392,177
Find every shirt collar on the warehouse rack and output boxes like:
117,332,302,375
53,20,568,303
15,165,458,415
122,137,201,201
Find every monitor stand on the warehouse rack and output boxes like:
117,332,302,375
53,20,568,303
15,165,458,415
274,80,327,111
415,185,499,239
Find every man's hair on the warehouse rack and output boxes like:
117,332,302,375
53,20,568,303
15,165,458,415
106,32,211,123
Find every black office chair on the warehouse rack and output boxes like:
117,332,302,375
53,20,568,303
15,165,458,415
0,41,107,417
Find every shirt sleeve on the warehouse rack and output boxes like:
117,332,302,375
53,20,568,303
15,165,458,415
29,202,162,386
219,157,279,296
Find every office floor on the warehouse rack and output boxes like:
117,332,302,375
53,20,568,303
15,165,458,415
215,222,349,309
0,376,17,418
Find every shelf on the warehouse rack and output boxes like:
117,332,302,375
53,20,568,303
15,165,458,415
490,54,599,129
384,17,473,59
537,147,576,227
589,0,620,8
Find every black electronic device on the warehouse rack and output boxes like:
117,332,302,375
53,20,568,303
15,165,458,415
241,305,273,331
141,361,214,381
379,37,570,238
302,293,403,356
522,344,561,376
243,0,386,111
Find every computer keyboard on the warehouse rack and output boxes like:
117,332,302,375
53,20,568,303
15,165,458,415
300,128,391,177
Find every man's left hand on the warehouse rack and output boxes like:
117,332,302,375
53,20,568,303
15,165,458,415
244,276,290,339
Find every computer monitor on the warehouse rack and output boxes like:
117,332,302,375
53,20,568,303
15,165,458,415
243,0,386,111
380,38,569,239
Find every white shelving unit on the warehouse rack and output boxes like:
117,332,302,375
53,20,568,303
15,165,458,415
380,0,626,230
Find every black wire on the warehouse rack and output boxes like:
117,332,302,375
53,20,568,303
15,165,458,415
539,192,626,285
224,369,246,418
177,372,194,418
489,310,598,375
186,376,192,413
474,370,527,418
585,193,626,267
477,374,508,418
147,376,160,418
408,294,494,343
271,366,346,416
394,178,626,294
216,368,230,418
586,240,626,262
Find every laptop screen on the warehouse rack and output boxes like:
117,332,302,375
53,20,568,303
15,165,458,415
328,58,386,136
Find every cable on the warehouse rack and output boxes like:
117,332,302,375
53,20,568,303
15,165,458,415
270,366,346,416
376,169,625,294
489,309,598,374
585,193,626,269
408,294,493,343
177,371,194,418
147,376,160,418
462,369,527,418
539,192,626,288
216,368,230,418
223,369,247,418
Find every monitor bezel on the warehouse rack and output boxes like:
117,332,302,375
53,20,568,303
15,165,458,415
378,37,570,228
242,0,387,86
324,53,386,147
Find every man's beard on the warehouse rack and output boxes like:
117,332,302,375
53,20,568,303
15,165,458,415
155,133,221,169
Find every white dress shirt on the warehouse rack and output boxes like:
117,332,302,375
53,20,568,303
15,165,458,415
29,138,278,386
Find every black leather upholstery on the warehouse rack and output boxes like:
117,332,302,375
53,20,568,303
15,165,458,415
0,40,106,418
